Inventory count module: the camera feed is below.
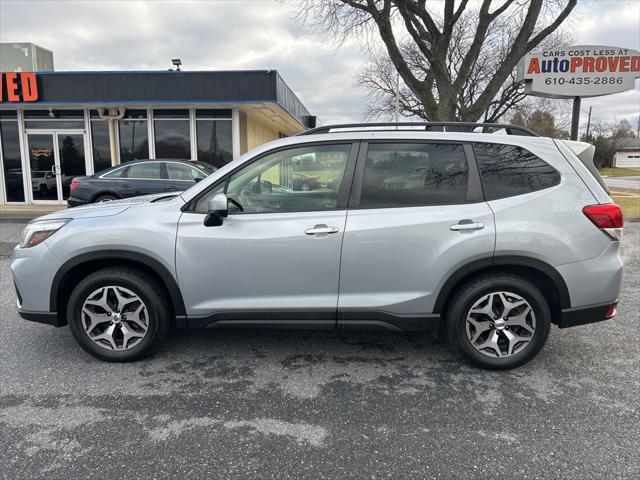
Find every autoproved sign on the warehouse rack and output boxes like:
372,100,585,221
517,45,640,98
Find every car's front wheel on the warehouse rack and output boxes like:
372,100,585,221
446,274,551,370
67,267,170,362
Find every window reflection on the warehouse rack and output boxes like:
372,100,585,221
58,134,86,199
1,119,25,202
196,120,232,167
91,121,111,173
472,143,561,200
154,120,190,159
119,110,149,162
360,143,469,208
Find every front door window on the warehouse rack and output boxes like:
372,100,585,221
195,144,352,213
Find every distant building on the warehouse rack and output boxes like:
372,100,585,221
612,137,640,168
0,43,54,72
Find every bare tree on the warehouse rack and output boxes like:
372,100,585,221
292,0,577,122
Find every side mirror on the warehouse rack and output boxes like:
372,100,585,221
204,193,228,227
194,177,204,183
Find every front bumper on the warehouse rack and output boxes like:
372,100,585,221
11,242,62,315
558,301,618,329
17,308,63,327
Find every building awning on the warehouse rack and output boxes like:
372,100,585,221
0,70,315,129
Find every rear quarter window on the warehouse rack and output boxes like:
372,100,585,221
102,166,128,178
472,143,560,200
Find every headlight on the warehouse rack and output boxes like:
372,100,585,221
20,219,70,248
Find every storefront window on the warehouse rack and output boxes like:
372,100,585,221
0,114,24,202
153,109,190,159
196,110,232,168
90,120,111,173
118,110,149,162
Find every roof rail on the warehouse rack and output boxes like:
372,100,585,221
298,122,538,137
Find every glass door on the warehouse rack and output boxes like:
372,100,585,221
57,133,86,200
27,134,58,201
27,132,86,203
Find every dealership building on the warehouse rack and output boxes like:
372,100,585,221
0,70,315,205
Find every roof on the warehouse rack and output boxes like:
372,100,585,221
0,70,315,128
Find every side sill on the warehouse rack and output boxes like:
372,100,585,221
187,310,336,329
338,311,441,332
558,301,617,329
18,309,64,327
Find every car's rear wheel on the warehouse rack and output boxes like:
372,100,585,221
94,194,117,203
446,274,551,370
67,267,170,362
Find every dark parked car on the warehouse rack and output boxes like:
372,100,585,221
67,159,215,207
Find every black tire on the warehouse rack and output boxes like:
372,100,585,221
67,267,170,362
446,273,551,370
93,194,117,203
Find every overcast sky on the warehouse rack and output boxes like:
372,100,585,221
1,0,638,129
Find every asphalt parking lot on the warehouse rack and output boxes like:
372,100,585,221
1,222,638,479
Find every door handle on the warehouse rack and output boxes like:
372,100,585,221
305,224,339,235
450,220,485,231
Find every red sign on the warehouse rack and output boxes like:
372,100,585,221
0,72,39,102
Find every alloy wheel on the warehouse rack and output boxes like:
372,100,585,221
81,286,149,351
465,291,536,358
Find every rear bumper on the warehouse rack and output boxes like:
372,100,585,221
558,301,618,329
67,196,89,207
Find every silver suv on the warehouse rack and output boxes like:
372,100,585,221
11,123,624,369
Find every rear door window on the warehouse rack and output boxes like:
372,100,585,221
472,143,560,200
127,162,163,180
358,143,469,208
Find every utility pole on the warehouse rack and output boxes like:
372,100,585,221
585,106,592,141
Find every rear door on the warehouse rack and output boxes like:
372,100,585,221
337,141,495,330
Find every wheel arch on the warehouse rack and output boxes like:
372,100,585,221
51,250,186,327
433,256,571,325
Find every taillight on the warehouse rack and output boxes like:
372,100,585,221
582,204,624,239
70,178,79,191
604,303,617,319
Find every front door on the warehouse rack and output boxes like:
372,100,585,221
27,132,86,203
176,143,357,326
